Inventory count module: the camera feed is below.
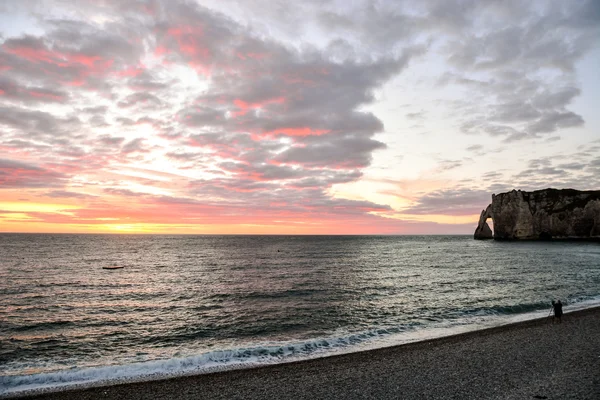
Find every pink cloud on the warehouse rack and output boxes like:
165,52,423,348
0,77,68,103
115,64,145,78
27,89,66,102
1,30,141,90
5,45,112,73
232,97,285,117
0,1,432,234
257,127,330,139
236,51,268,60
156,25,212,75
0,158,67,188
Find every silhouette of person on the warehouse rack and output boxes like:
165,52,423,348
552,300,563,324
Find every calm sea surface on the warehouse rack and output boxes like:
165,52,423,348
1,234,599,395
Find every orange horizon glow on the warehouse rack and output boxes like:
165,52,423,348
0,190,478,235
5,2,590,236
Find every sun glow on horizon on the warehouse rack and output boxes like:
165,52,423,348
0,202,82,213
1,1,597,235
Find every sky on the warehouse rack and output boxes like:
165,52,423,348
0,0,599,235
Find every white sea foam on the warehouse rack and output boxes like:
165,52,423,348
0,336,361,397
3,296,599,399
357,294,600,352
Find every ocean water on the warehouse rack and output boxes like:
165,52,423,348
1,234,599,396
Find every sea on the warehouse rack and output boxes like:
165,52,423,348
1,234,599,396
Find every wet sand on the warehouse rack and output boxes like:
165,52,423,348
12,307,600,400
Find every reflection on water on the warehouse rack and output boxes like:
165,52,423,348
1,234,599,380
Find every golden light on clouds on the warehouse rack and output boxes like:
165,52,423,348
1,0,597,235
0,202,81,213
377,213,479,225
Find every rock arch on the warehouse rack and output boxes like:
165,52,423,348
474,203,493,240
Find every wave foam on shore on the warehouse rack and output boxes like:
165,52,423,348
3,296,600,398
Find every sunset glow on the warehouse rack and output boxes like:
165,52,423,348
1,1,599,234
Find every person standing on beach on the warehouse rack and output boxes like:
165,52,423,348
552,300,563,324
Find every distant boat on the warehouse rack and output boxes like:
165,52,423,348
102,266,124,270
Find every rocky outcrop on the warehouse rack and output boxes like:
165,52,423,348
474,204,493,240
474,189,600,241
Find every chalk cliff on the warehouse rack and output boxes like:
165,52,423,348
474,189,600,240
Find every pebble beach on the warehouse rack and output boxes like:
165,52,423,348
11,307,600,400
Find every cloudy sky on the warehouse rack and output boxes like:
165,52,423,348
0,0,599,234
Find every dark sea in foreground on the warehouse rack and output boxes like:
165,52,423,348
1,234,599,396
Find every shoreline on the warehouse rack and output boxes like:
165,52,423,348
9,306,600,400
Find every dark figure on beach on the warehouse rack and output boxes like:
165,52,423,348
552,300,563,324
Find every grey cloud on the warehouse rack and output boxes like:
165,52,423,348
589,158,600,167
136,117,162,126
191,178,275,196
178,107,225,127
437,160,462,171
466,144,483,152
0,158,67,188
406,111,425,120
457,86,586,141
0,16,144,96
153,195,205,205
276,136,385,168
89,115,109,127
502,131,530,143
80,105,108,114
127,71,172,91
221,163,303,181
317,10,355,32
9,0,596,226
438,72,492,88
43,18,137,58
545,136,561,143
401,188,493,216
528,158,552,169
45,17,144,69
326,38,357,62
118,92,164,109
482,171,503,180
515,167,566,178
447,9,596,72
103,188,146,197
478,124,520,138
188,176,391,216
45,190,97,199
156,2,417,194
0,106,80,139
166,151,206,161
289,170,363,189
98,135,125,147
0,76,69,103
537,167,566,176
487,183,513,194
532,87,580,110
556,163,585,171
1,139,51,152
526,111,584,135
116,117,136,126
122,138,147,154
431,1,597,141
0,158,44,171
570,0,600,27
491,102,541,123
57,145,87,159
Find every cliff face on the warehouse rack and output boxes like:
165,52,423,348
473,204,493,239
474,189,600,240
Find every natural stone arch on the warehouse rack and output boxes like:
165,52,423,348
474,204,493,240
